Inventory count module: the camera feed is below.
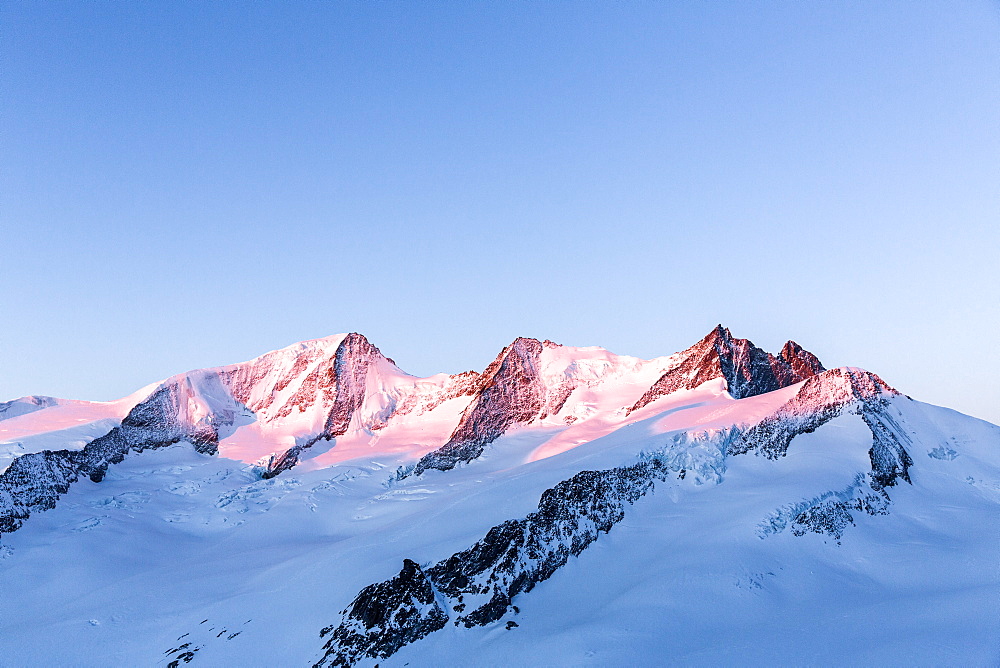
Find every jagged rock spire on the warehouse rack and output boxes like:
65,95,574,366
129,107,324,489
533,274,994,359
412,337,546,475
630,325,825,412
780,340,826,379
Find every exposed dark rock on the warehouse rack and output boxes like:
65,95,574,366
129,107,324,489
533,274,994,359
792,496,859,538
412,337,546,475
780,340,826,379
0,450,80,533
630,326,825,413
117,381,228,453
429,463,664,626
315,559,448,668
164,637,203,666
729,367,900,460
862,404,913,490
261,437,322,480
315,455,679,666
789,485,892,541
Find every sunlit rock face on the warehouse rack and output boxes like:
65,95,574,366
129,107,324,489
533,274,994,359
780,340,826,379
630,325,825,412
412,337,547,475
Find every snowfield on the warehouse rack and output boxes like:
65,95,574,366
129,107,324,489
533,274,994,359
0,328,997,666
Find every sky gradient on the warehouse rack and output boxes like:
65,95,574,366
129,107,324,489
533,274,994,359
3,2,999,424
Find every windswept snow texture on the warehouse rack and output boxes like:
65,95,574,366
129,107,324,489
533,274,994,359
0,327,998,667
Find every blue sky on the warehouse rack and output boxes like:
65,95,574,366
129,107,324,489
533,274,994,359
3,2,999,424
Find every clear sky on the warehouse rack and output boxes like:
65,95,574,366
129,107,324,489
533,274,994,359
3,2,999,424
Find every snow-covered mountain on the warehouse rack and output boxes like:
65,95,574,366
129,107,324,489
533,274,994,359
1,327,997,666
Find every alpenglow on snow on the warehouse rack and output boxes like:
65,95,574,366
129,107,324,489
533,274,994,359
0,326,997,666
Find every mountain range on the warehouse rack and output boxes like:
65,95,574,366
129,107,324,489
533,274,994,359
1,326,997,666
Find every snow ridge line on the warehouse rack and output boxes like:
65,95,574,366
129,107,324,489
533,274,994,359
0,416,217,535
752,396,914,542
0,396,61,422
0,335,386,535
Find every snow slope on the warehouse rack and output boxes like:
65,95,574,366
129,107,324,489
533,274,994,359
0,328,996,666
0,384,158,473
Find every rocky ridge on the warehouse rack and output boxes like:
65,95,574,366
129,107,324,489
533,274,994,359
412,327,828,476
315,456,681,667
734,367,914,539
630,325,825,412
411,337,548,475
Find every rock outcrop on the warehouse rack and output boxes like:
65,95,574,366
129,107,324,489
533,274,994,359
630,326,825,412
314,454,681,667
729,367,899,461
316,559,448,668
412,338,546,475
734,367,913,541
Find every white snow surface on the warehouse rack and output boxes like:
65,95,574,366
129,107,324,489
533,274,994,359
0,383,158,473
0,336,998,666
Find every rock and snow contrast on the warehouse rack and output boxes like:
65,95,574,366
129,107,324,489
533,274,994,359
1,326,997,666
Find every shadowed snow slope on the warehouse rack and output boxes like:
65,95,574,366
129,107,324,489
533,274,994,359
0,327,997,666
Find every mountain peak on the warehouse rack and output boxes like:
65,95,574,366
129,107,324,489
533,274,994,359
780,340,826,378
630,327,825,411
706,323,733,341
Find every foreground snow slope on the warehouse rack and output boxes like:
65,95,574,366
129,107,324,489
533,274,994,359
0,327,997,666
